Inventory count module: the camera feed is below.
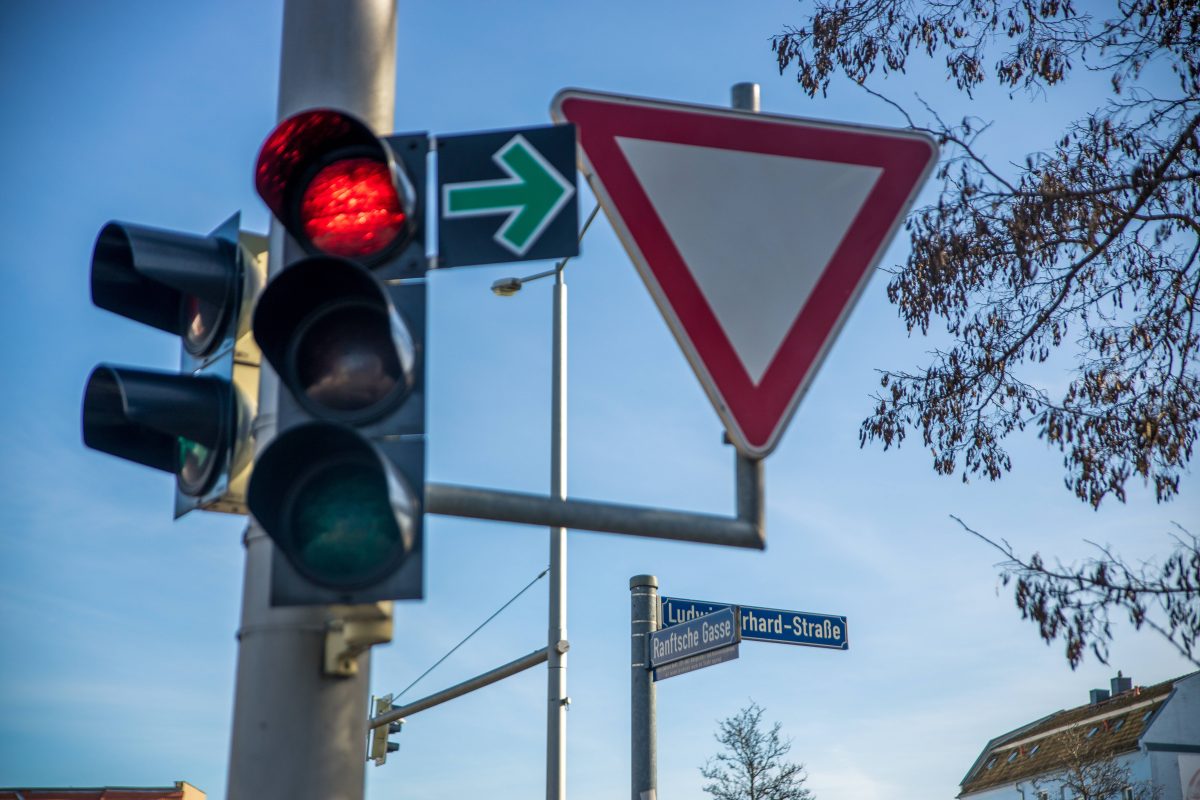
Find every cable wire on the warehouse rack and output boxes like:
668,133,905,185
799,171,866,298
391,565,550,701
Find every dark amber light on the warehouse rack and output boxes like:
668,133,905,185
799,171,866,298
299,158,407,259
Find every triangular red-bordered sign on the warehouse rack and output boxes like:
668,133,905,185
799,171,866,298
552,89,938,458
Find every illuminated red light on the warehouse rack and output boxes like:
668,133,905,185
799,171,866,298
299,158,407,259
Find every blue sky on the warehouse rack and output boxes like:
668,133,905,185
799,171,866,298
0,2,1194,800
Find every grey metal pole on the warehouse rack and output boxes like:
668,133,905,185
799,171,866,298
371,647,551,727
630,575,658,800
547,267,568,800
226,2,396,798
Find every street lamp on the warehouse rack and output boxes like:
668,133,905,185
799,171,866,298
492,203,598,800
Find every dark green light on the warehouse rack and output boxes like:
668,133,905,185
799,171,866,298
290,461,399,587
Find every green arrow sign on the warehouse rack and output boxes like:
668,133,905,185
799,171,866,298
442,134,575,257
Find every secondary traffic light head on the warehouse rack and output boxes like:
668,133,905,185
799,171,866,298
82,214,265,516
249,110,428,605
91,221,241,355
369,695,402,766
82,366,232,495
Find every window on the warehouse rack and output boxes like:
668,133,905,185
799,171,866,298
1008,750,1020,763
1029,744,1040,757
1087,726,1100,738
1122,787,1134,800
1112,719,1125,732
1037,791,1049,800
986,757,997,770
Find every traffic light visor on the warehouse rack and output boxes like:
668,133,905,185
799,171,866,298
248,422,418,592
256,109,415,261
254,257,417,424
82,365,231,495
91,221,239,357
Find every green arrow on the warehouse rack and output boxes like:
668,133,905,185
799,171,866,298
442,134,575,256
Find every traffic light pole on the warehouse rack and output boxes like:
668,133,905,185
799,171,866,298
225,1,397,798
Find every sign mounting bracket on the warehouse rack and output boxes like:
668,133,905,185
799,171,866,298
424,448,764,549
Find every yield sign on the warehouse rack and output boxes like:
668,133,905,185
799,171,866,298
552,89,938,458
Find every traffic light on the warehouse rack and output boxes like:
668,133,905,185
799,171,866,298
249,108,428,605
368,694,402,765
82,214,265,517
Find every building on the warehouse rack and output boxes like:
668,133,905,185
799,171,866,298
959,672,1200,800
0,783,205,800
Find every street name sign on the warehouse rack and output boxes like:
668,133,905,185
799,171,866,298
653,641,739,682
438,123,578,268
660,596,848,651
552,89,938,457
648,606,740,672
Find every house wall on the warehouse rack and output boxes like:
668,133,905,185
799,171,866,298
1143,674,1200,748
1144,673,1200,800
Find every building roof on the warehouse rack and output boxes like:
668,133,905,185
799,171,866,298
959,675,1182,796
0,782,204,800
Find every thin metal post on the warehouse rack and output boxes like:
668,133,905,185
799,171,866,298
630,575,658,800
226,2,396,799
548,268,569,800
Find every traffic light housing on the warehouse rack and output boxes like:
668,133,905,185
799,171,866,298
82,214,265,516
369,694,402,765
249,109,428,605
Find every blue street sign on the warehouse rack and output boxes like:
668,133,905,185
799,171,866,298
648,607,740,668
660,597,848,651
654,642,739,682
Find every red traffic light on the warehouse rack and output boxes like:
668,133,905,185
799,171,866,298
255,109,415,263
300,157,407,258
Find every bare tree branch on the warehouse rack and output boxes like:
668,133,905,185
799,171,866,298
954,515,1200,668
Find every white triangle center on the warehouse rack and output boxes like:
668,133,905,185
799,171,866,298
617,137,882,385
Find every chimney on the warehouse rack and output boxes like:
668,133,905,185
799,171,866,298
1090,689,1111,704
1111,671,1132,696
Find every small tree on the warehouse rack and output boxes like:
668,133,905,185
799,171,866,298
700,702,815,800
1023,723,1162,800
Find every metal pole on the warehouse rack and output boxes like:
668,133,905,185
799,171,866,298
547,266,569,800
630,575,658,800
226,2,396,798
424,483,762,548
370,648,550,728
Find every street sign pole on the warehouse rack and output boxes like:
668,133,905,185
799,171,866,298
225,2,396,797
630,575,659,800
